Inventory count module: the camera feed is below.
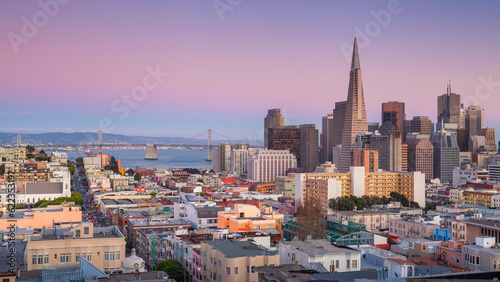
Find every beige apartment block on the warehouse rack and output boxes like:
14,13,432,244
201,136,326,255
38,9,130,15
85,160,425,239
24,223,126,272
201,240,279,282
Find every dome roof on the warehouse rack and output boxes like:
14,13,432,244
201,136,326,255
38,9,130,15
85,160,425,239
122,248,146,271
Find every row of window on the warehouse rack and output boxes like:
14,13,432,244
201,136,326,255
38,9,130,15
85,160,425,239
31,251,120,265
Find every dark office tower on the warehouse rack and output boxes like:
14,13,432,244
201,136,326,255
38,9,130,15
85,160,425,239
437,82,461,125
410,116,433,135
480,128,496,152
430,129,460,183
339,38,368,172
320,114,334,163
367,122,379,133
264,109,284,148
465,105,485,136
300,124,319,172
406,134,434,181
405,120,411,136
268,126,301,166
332,101,347,148
457,129,470,152
382,101,405,139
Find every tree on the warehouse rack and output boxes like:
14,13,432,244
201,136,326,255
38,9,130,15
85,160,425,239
390,192,410,207
134,173,142,182
154,259,185,282
410,201,420,208
328,198,338,211
424,202,440,212
337,196,356,211
0,164,4,176
26,145,35,154
39,150,46,155
104,165,112,171
150,192,157,197
295,198,326,240
127,168,134,176
71,193,84,205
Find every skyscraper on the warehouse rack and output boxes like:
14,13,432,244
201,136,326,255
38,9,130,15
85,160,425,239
332,101,347,148
264,109,284,148
382,101,405,139
465,105,485,136
410,116,433,135
299,124,319,172
406,134,434,181
320,113,334,163
430,129,460,183
339,38,368,172
437,82,461,125
268,126,301,166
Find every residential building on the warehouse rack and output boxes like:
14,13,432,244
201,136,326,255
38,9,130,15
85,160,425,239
230,145,257,175
201,240,279,282
212,143,234,173
388,215,441,238
295,168,425,214
249,182,275,194
217,204,284,235
406,134,433,181
435,240,465,268
327,210,398,232
247,149,297,182
24,223,125,272
279,239,361,272
275,176,295,198
462,236,500,271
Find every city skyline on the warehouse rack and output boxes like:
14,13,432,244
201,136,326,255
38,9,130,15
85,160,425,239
1,1,499,141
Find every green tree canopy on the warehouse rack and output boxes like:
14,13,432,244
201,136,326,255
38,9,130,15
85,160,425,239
154,259,184,282
134,173,142,182
76,157,84,164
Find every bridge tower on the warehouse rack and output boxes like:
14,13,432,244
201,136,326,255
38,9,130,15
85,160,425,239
206,129,212,161
98,130,103,154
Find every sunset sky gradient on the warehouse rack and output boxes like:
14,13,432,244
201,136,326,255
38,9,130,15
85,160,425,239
1,0,499,142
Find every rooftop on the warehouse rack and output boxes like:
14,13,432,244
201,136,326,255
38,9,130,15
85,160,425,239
25,182,63,194
204,240,277,258
284,239,359,256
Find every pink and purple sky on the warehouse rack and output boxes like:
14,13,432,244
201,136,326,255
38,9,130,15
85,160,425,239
1,0,499,142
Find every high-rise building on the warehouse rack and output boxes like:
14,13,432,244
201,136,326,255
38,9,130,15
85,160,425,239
369,131,402,172
382,101,405,139
410,116,433,135
465,105,485,136
430,129,460,183
321,113,334,163
352,149,378,172
406,134,434,181
268,126,301,166
264,109,284,149
247,149,297,182
367,122,379,133
457,129,470,152
212,143,234,173
480,128,496,152
401,143,408,172
332,101,347,148
339,38,368,172
437,82,461,125
299,124,319,173
230,144,257,175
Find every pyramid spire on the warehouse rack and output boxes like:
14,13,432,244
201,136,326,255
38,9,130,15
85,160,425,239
351,37,360,70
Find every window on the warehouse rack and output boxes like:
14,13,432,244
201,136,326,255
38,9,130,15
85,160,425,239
226,267,230,275
251,266,255,273
336,260,339,269
76,229,81,238
38,255,43,265
347,260,350,269
255,225,261,229
218,260,221,268
234,267,238,275
110,268,114,273
84,227,89,234
116,251,120,260
104,251,109,261
423,245,426,250
477,256,479,265
44,254,48,264
213,272,216,280
76,253,80,262
87,253,91,261
110,251,115,261
266,225,273,229
32,255,37,265
247,266,250,273
352,260,357,269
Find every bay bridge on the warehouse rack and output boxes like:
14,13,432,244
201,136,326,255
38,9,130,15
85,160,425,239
34,129,262,161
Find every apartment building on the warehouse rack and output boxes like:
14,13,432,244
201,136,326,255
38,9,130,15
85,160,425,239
247,149,297,182
275,176,295,198
327,210,399,232
388,215,441,238
24,223,125,272
201,240,279,282
295,167,425,214
217,204,283,235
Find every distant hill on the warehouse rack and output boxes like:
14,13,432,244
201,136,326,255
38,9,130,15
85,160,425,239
0,132,261,146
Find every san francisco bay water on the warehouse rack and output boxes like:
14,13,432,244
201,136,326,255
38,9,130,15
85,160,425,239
66,149,211,169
